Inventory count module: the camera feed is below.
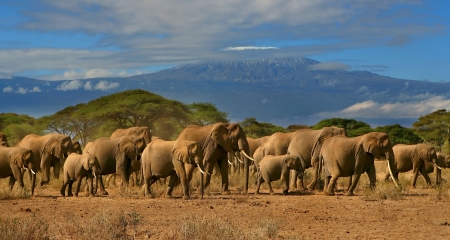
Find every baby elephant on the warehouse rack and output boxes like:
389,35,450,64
61,153,101,197
255,154,302,195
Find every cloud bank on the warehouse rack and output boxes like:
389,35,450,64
56,80,120,91
0,0,444,79
313,96,450,119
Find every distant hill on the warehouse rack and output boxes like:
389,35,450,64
1,57,449,127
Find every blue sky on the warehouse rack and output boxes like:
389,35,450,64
1,0,449,82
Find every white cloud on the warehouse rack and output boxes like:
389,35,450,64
308,62,350,71
29,87,42,92
222,46,279,51
3,86,13,93
56,80,83,91
356,86,368,93
93,81,120,91
313,96,450,119
321,79,339,87
17,87,28,94
84,81,93,90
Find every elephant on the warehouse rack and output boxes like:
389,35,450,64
382,143,439,188
72,140,83,154
0,146,36,194
141,138,207,199
287,127,347,191
60,152,101,197
17,133,74,191
175,122,254,196
321,132,398,196
0,132,9,147
245,136,269,174
105,158,141,187
255,154,303,195
110,126,152,153
435,152,450,184
83,136,138,195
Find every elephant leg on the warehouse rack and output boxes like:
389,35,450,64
67,181,74,197
411,167,420,188
325,175,339,196
74,178,82,197
346,176,352,192
255,174,264,194
40,165,51,186
267,180,275,195
116,167,129,193
96,176,109,195
419,166,433,188
60,181,68,196
289,169,298,191
367,167,376,190
436,168,442,185
167,173,182,199
307,163,320,191
8,176,16,192
347,174,361,196
53,160,61,179
218,159,230,194
281,172,289,195
185,164,195,183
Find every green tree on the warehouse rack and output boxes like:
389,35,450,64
412,109,450,149
373,124,421,146
239,117,286,138
87,89,191,129
312,118,372,137
0,113,40,145
188,102,228,126
286,124,310,132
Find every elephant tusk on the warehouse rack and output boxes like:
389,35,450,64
235,156,244,164
30,169,36,175
198,167,206,174
434,163,442,170
228,158,234,166
240,149,255,161
387,160,399,188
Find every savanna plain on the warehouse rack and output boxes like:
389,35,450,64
1,161,450,240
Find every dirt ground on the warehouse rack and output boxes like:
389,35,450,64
2,165,450,239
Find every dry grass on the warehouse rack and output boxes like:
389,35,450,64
163,213,281,240
51,210,142,240
0,214,50,240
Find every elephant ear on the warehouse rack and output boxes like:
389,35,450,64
172,141,193,164
211,124,232,152
284,155,297,170
43,137,63,159
362,135,382,159
9,149,24,168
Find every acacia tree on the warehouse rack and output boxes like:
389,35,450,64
239,117,286,138
373,124,420,146
312,118,372,137
87,89,191,129
189,102,228,126
412,109,450,149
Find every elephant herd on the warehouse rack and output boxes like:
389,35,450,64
0,123,449,199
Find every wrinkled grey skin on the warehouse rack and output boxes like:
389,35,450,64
321,132,397,196
110,126,152,154
17,133,74,192
141,139,205,199
0,146,36,195
83,136,138,195
287,127,347,191
383,144,439,188
255,154,302,195
61,152,101,197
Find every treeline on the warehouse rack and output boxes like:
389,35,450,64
1,89,450,153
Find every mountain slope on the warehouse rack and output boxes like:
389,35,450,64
1,57,449,127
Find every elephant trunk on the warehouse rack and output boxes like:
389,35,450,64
386,150,400,188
